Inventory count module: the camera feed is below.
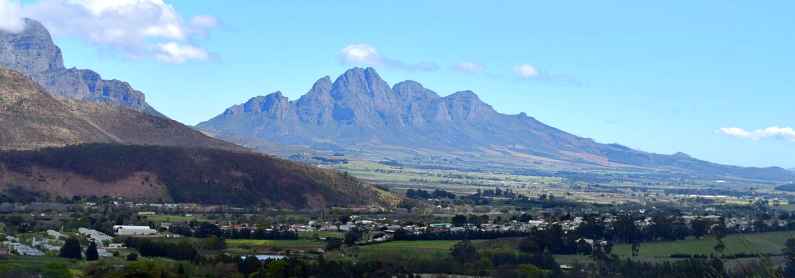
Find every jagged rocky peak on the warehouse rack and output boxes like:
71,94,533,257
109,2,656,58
0,18,163,117
0,18,64,75
331,67,393,98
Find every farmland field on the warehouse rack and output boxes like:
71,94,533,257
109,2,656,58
0,256,83,277
353,240,485,262
613,231,795,258
143,214,203,223
225,239,325,250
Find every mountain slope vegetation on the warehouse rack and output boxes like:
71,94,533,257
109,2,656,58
0,144,394,208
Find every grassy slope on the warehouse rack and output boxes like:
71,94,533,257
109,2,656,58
613,231,795,258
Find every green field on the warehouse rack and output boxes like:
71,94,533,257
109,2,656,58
143,214,202,223
613,231,795,258
354,240,485,262
0,256,83,277
225,239,325,250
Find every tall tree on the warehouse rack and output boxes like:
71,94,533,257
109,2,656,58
59,237,82,260
85,241,99,261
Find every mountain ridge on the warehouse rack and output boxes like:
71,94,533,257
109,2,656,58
0,18,163,117
0,68,243,151
198,67,794,183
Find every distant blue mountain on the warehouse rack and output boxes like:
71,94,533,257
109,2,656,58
198,67,793,183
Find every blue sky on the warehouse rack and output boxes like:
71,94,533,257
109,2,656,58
6,0,795,168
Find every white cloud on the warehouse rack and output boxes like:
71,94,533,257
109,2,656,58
514,64,540,78
156,42,208,63
719,126,795,141
339,43,438,72
340,44,381,65
453,62,485,74
0,0,25,33
19,0,217,63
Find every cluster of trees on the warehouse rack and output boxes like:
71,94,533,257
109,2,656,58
124,238,199,261
451,214,493,227
57,238,100,261
404,189,456,200
169,223,298,240
473,188,520,198
536,212,789,256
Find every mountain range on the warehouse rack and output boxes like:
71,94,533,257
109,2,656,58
0,19,392,208
198,67,794,183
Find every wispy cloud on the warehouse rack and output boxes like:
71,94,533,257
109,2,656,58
339,43,438,72
512,63,582,86
514,64,540,78
719,126,795,141
0,0,24,32
14,0,217,63
156,42,209,64
453,62,485,74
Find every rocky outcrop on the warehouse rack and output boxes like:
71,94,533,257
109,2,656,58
0,19,162,116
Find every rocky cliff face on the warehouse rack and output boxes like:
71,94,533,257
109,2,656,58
0,19,162,116
198,67,795,182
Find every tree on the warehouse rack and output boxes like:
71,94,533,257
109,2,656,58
613,215,639,243
85,241,99,261
59,238,82,260
127,252,139,261
576,239,593,255
238,256,261,277
325,237,342,251
713,239,726,256
631,242,640,257
451,215,468,227
467,214,482,226
343,228,362,245
204,235,226,250
338,215,351,225
691,218,709,238
519,236,542,254
450,240,480,263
